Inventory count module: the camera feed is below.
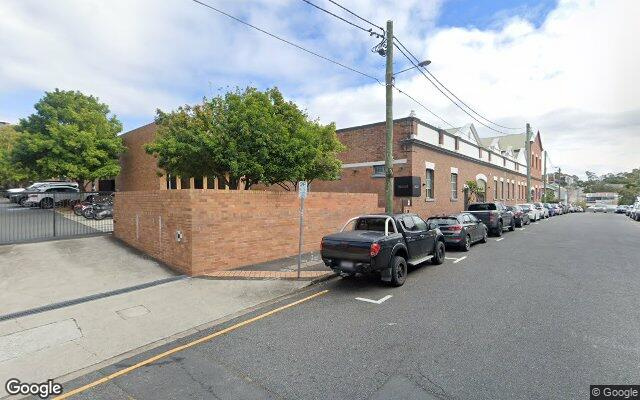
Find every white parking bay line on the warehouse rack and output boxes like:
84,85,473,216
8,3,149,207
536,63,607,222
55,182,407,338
355,295,392,304
453,256,467,264
496,238,505,241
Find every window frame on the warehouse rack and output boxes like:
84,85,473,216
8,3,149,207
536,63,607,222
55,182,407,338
425,168,435,200
450,172,458,200
372,165,385,177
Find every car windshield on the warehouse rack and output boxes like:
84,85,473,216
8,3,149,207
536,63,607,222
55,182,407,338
426,217,458,225
519,205,531,210
468,203,496,211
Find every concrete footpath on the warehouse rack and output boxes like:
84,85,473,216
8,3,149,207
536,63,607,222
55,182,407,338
0,236,324,398
0,277,310,398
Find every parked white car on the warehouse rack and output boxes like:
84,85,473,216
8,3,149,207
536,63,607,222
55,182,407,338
518,203,541,221
24,185,84,209
533,202,549,218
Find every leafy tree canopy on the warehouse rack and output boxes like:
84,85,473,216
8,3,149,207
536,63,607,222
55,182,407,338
576,168,640,204
146,87,345,190
12,89,124,189
0,124,29,188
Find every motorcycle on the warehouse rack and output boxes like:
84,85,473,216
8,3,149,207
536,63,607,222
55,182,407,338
80,194,113,219
93,202,113,220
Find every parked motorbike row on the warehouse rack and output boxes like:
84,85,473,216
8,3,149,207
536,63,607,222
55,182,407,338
72,195,114,220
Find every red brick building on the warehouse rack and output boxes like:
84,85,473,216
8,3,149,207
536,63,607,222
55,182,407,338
116,116,545,218
312,116,545,216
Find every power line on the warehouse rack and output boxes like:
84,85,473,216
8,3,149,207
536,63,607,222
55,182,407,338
396,39,520,131
298,0,382,37
190,0,454,131
190,0,381,83
326,0,385,33
393,42,512,135
391,84,455,128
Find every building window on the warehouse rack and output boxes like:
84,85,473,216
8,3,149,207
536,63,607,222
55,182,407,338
180,177,190,189
501,181,504,200
166,175,177,190
511,183,515,200
450,173,458,200
372,165,385,177
476,179,486,202
507,181,510,199
425,169,434,199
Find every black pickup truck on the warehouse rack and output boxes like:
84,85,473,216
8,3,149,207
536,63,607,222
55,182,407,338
321,214,446,286
467,202,515,236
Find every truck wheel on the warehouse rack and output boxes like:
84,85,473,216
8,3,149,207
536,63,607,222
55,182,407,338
480,228,488,243
494,222,503,237
389,256,407,287
432,241,445,265
460,235,471,252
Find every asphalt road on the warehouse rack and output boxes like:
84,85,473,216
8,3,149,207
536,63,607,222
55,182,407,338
57,212,640,400
0,200,106,244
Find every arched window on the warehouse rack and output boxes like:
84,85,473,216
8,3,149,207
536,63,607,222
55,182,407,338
476,178,486,202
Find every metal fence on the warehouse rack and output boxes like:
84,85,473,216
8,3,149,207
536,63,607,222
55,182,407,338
0,191,114,245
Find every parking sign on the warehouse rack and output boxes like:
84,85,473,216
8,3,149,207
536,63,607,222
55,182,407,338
298,181,308,199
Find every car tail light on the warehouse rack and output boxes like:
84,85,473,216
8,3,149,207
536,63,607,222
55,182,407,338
449,224,463,232
370,243,381,257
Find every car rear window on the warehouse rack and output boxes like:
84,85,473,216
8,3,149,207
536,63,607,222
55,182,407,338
468,203,496,211
353,218,387,232
427,217,458,225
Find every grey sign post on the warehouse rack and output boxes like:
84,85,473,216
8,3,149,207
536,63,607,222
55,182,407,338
297,181,308,279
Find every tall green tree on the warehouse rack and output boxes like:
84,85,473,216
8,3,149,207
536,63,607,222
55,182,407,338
0,124,28,188
12,89,124,190
146,87,345,190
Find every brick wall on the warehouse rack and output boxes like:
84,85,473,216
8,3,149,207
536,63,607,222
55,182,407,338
312,118,415,211
114,190,381,275
114,190,193,274
406,144,543,217
116,123,164,192
313,118,544,219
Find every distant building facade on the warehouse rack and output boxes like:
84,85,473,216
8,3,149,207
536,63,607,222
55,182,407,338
585,192,619,205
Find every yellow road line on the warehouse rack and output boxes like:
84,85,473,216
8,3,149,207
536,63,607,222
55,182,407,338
54,289,329,399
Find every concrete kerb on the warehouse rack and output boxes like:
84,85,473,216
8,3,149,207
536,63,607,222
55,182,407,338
47,274,337,391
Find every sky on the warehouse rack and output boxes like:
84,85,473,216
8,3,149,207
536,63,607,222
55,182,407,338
0,0,638,178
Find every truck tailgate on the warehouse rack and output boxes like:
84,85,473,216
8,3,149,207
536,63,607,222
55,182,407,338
321,239,370,261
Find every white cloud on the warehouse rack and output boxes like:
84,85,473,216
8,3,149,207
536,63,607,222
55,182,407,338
0,0,637,177
302,0,640,177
